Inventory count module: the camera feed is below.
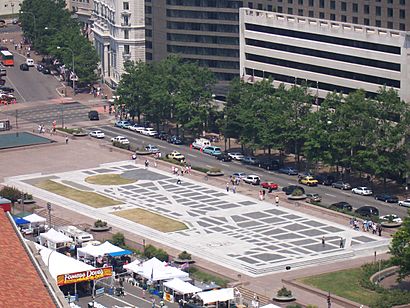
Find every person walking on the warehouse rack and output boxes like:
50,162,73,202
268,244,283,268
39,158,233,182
275,195,279,206
65,136,69,144
232,185,236,194
339,237,344,248
176,176,182,185
226,183,229,192
322,236,326,247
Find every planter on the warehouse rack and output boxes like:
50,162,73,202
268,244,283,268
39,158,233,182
287,194,307,200
90,226,112,232
73,132,87,137
272,296,296,302
381,222,402,228
206,171,224,177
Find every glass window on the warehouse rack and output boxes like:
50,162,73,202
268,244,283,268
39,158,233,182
400,0,405,4
387,21,393,28
352,16,358,23
330,1,335,9
123,2,129,10
364,5,369,14
257,3,263,9
298,0,303,4
277,6,283,12
376,20,381,27
352,3,358,12
319,12,324,18
330,13,335,20
288,0,293,4
400,23,405,30
376,7,381,16
308,10,314,17
124,29,129,39
400,9,405,18
298,9,303,15
248,2,253,8
288,7,293,14
309,0,314,6
387,8,393,17
319,0,324,8
268,5,272,11
341,2,346,11
364,18,370,25
388,0,393,3
341,15,347,22
124,45,130,54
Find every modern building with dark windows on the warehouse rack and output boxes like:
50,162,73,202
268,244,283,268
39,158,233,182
240,9,410,101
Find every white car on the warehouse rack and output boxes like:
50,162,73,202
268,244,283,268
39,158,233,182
141,128,158,136
232,172,247,179
26,58,35,67
228,152,245,161
145,144,160,153
352,186,373,196
380,214,402,223
89,130,105,139
110,136,130,144
398,199,410,207
129,124,144,132
243,175,261,185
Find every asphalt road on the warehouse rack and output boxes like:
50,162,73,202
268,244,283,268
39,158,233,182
87,125,410,219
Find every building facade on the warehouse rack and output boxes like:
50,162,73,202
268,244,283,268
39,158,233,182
92,0,145,87
240,8,410,102
0,0,20,16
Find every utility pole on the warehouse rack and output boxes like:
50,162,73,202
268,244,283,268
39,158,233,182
15,109,18,129
327,291,331,308
47,202,52,229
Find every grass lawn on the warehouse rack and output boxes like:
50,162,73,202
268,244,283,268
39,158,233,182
35,180,122,208
299,268,379,305
85,174,136,185
114,208,188,232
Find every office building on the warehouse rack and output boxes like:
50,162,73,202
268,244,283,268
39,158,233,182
92,0,145,87
240,9,410,102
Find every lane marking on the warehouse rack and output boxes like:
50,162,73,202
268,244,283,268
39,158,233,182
5,75,27,103
187,153,197,158
325,193,337,198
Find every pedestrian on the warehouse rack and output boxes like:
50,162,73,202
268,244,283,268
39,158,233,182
132,153,137,160
151,297,156,308
259,190,263,201
262,190,266,199
232,185,236,194
322,236,325,247
142,289,146,299
144,159,149,169
378,225,382,236
339,237,344,248
226,183,229,192
154,161,157,168
65,136,69,144
176,176,182,185
275,195,279,206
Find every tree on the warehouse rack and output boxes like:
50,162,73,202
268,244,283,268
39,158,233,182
178,251,192,260
0,186,22,204
111,232,125,247
390,210,410,280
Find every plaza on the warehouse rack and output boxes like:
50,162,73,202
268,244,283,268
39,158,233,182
6,161,389,277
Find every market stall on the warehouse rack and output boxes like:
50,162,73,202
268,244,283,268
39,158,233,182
39,228,72,251
196,288,235,307
163,278,201,303
24,213,46,228
126,257,189,281
13,216,30,225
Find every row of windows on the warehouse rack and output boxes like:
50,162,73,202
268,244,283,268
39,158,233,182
167,33,239,45
168,45,239,57
167,9,239,20
166,0,243,8
245,38,401,71
245,53,400,88
245,67,379,98
245,23,401,55
167,21,239,33
268,0,406,7
195,59,239,69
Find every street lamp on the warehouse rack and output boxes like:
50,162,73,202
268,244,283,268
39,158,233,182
57,46,76,95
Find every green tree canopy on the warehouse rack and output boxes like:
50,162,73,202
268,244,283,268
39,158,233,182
390,210,410,280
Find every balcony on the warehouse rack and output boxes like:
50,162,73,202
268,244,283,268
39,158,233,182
121,10,131,17
121,22,131,27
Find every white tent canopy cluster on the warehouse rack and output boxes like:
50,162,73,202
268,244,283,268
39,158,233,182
77,241,129,259
39,228,72,250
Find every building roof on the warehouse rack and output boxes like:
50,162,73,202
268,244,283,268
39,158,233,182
0,211,56,307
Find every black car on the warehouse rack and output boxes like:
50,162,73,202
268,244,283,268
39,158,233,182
315,174,336,186
0,86,14,93
355,206,379,217
282,185,305,195
258,159,281,170
156,131,168,140
374,194,399,203
0,79,5,86
36,63,44,72
42,67,51,74
167,135,183,145
88,110,99,120
330,202,353,212
215,153,232,162
20,63,29,71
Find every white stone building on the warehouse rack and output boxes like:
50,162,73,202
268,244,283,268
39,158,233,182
240,8,410,103
0,0,20,17
92,0,145,87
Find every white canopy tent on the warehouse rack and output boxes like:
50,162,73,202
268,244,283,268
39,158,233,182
39,228,72,250
197,288,235,304
34,243,95,280
77,241,125,259
124,257,189,281
24,213,46,225
260,304,282,308
164,278,201,295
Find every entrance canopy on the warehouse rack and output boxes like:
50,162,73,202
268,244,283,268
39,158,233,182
77,241,130,259
197,288,234,304
164,278,201,295
24,213,46,223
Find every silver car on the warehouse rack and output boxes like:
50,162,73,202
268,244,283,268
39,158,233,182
331,181,352,190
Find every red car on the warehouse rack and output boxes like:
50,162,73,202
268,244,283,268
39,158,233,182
261,182,278,190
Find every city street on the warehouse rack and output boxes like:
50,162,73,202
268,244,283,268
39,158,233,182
86,124,410,218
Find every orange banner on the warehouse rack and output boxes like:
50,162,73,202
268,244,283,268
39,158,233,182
57,267,113,286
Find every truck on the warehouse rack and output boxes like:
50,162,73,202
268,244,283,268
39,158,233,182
57,225,94,246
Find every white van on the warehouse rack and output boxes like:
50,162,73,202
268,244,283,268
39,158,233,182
26,58,35,67
192,138,211,150
58,225,94,246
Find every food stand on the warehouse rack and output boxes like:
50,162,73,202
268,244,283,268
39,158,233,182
163,278,201,303
39,228,72,251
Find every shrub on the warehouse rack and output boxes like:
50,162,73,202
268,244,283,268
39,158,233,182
286,305,302,308
0,186,23,203
277,286,292,297
111,232,125,247
143,244,169,262
178,251,192,260
209,168,221,173
291,188,304,197
94,220,107,228
113,141,131,150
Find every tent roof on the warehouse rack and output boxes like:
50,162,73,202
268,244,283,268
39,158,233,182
125,257,189,281
39,228,72,244
260,304,282,308
77,241,125,258
24,213,46,223
197,288,234,304
34,243,95,279
164,278,201,295
13,216,30,225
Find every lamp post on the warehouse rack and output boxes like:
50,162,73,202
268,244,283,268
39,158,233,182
20,11,36,42
57,46,76,95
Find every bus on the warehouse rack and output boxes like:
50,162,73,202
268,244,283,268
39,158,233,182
0,50,14,66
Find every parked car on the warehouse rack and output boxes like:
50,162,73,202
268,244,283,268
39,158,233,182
129,124,144,132
203,146,222,156
374,194,399,203
192,138,211,150
306,193,322,203
88,110,99,120
167,135,183,145
282,185,305,195
398,199,410,207
156,131,169,140
89,130,105,139
298,176,319,186
379,214,402,223
215,153,232,162
141,128,158,136
42,67,51,74
331,181,352,190
315,174,336,186
145,144,160,153
330,202,353,212
167,151,185,162
0,86,14,93
20,63,29,71
0,78,5,85
242,156,260,165
110,136,129,144
37,63,44,72
115,120,131,129
261,182,279,191
243,175,261,185
228,152,244,161
258,159,280,170
352,186,373,196
26,58,35,67
232,172,247,179
278,167,299,176
355,206,379,217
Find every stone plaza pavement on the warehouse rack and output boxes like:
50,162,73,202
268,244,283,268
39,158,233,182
6,161,389,278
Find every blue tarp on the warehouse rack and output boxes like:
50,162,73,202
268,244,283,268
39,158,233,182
108,250,132,257
13,216,30,225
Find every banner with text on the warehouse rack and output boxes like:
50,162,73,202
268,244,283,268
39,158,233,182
57,267,113,286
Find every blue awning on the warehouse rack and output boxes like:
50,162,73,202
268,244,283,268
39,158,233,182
13,216,30,225
108,250,132,257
